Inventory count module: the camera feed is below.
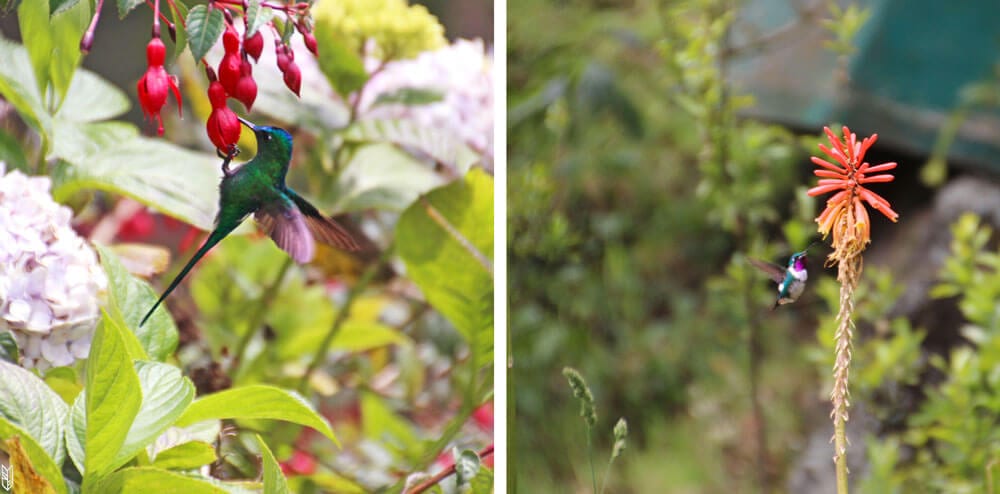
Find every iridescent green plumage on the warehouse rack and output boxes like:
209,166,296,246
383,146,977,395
140,118,358,326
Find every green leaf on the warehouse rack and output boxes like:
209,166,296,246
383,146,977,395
84,318,142,479
56,69,130,122
343,119,480,175
51,136,222,230
0,332,17,363
97,245,179,361
18,0,53,100
372,87,445,107
256,435,291,494
396,169,494,342
48,0,88,106
167,0,189,61
454,449,481,486
360,391,420,455
0,36,49,135
186,5,225,62
312,23,367,95
330,322,409,352
176,386,338,445
94,467,229,493
0,418,69,494
151,441,216,470
0,361,70,466
50,120,138,163
115,0,143,18
113,361,195,471
0,127,29,171
50,0,80,16
244,0,274,37
470,464,493,494
326,143,444,213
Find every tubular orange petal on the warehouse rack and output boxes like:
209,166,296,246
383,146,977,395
859,174,894,184
814,169,847,178
812,156,847,173
808,183,845,196
862,162,898,173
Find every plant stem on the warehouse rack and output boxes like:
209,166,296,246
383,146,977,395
232,256,293,373
587,427,598,494
297,243,394,393
832,256,860,494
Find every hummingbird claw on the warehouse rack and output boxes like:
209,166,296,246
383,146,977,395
219,145,240,176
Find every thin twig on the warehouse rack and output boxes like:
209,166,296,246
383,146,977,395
407,444,494,494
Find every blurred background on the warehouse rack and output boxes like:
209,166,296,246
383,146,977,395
509,0,1000,491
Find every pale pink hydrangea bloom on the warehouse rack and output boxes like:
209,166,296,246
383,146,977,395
0,165,107,370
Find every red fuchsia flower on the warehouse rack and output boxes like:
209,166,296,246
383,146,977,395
279,450,317,476
275,42,291,73
303,31,318,56
283,58,302,96
244,31,264,61
234,59,257,111
205,73,241,154
136,37,182,135
218,25,243,96
808,126,898,255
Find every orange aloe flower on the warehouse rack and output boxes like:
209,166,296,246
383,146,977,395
808,126,898,254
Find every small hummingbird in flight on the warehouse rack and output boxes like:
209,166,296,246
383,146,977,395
140,117,359,326
748,245,815,309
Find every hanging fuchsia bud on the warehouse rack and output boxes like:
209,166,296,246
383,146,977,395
167,23,177,43
275,43,291,73
303,32,318,56
136,37,182,136
283,59,301,96
218,51,242,96
234,59,257,111
244,31,264,61
206,79,240,153
223,24,241,54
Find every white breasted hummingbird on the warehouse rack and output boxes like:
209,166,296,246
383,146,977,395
748,244,816,309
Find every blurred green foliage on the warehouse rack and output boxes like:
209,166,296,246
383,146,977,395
511,0,1000,492
509,0,821,490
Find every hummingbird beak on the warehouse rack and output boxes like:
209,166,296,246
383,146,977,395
237,116,255,130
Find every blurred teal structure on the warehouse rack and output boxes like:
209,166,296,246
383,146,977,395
731,0,1000,168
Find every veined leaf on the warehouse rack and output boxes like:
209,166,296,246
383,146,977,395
176,385,338,445
97,245,178,361
0,36,50,135
342,118,480,175
256,435,291,494
150,441,216,470
244,0,274,37
2,430,64,494
0,361,70,466
186,5,225,62
396,169,494,342
83,318,142,480
116,0,143,18
50,0,81,15
325,142,444,213
112,361,195,472
51,136,221,231
94,467,229,493
56,69,130,123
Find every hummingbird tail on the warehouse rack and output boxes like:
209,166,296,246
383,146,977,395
139,227,233,327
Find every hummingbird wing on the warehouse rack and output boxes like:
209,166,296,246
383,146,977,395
255,202,316,264
285,189,360,252
747,257,786,283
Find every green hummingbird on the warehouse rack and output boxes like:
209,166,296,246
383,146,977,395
140,117,359,326
748,246,814,309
